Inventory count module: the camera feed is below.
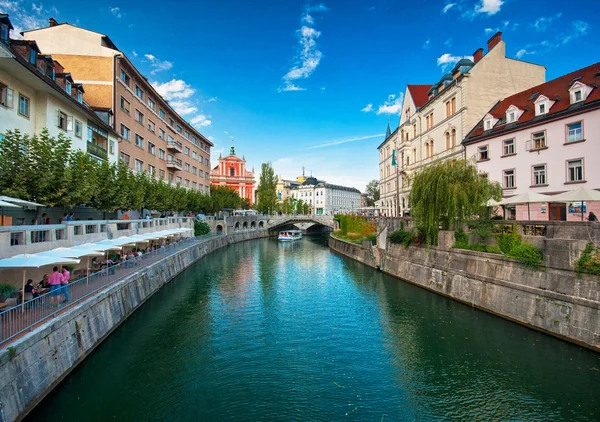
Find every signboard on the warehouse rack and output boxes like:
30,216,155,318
540,204,547,214
568,201,586,214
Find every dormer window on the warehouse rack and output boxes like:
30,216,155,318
538,103,546,114
29,49,37,65
1,24,9,44
508,112,515,123
66,80,72,94
569,81,591,104
485,120,491,130
574,90,582,102
483,113,498,131
77,90,83,103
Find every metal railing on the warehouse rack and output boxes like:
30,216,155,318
0,236,203,345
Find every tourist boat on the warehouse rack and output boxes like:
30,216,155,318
278,230,302,242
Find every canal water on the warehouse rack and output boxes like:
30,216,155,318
27,236,600,421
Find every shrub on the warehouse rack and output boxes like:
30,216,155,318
454,229,469,248
506,242,543,268
365,233,377,244
0,283,17,298
389,229,412,248
460,244,502,254
496,228,522,255
575,242,600,276
194,220,210,236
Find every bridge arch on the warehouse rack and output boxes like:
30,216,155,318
216,224,223,235
251,221,256,229
259,221,264,229
234,222,240,231
243,221,248,230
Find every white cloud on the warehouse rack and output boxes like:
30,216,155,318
190,114,212,128
445,38,453,47
436,53,472,71
377,93,404,115
561,20,589,44
533,12,562,32
320,86,326,91
484,27,497,35
280,5,327,92
423,38,430,49
442,3,456,13
224,131,228,135
0,0,51,39
152,79,195,100
169,101,197,116
109,6,122,18
151,79,212,128
361,104,373,113
31,3,42,13
301,133,385,150
144,53,173,74
515,49,533,59
503,20,510,27
205,97,217,102
132,51,138,57
474,0,503,15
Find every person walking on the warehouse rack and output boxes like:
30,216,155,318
48,267,62,306
588,212,598,222
61,267,71,304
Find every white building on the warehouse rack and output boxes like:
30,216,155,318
0,15,118,163
291,178,361,215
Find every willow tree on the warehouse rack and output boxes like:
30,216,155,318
409,159,502,245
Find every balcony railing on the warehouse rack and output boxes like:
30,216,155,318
166,158,183,170
87,141,108,160
167,140,183,153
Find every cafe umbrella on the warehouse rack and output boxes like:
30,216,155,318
0,254,79,311
549,187,600,221
38,247,104,277
0,199,19,226
499,192,552,221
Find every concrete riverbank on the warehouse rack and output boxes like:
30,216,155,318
329,235,600,353
0,230,269,422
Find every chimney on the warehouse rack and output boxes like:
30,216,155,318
49,18,58,27
487,31,502,52
473,48,484,63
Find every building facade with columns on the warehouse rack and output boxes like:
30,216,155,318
210,145,256,206
290,177,361,215
392,32,546,216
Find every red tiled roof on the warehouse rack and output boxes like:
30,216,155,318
465,62,600,142
407,84,433,108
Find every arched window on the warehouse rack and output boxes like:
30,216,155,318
445,132,450,150
451,129,456,147
430,140,434,157
230,167,235,176
425,142,429,158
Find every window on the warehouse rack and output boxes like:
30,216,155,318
503,169,515,188
147,119,155,132
159,169,165,179
120,152,130,164
148,164,155,176
574,90,582,102
538,103,546,114
77,90,83,103
135,134,144,148
445,132,450,150
176,124,182,134
18,94,30,117
567,159,583,182
184,146,190,155
230,167,235,176
0,23,8,43
451,129,456,148
507,112,515,123
503,139,515,156
158,128,165,140
185,163,190,171
159,109,166,119
184,131,190,139
168,117,174,127
184,179,189,188
158,149,166,159
135,109,144,125
176,176,182,184
75,120,82,138
426,113,433,130
109,141,115,155
485,120,491,130
135,159,144,172
413,124,416,138
120,124,130,140
120,69,130,86
192,151,197,159
192,136,197,144
0,83,13,108
478,145,489,161
148,142,156,155
446,99,456,117
192,166,197,175
192,182,197,189
532,165,546,186
532,131,546,150
65,80,72,94
57,110,68,130
148,97,155,110
567,122,583,142
120,96,130,114
29,49,37,65
135,85,144,100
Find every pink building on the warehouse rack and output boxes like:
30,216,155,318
464,62,600,221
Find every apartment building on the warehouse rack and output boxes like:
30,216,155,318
464,62,600,221
377,119,400,216
291,177,361,215
23,19,213,192
0,14,118,163
394,32,545,215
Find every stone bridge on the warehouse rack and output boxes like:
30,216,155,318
205,215,335,235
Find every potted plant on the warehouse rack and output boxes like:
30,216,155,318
0,283,17,303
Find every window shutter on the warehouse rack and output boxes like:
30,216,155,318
67,116,73,132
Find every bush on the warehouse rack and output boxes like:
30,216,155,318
575,242,600,276
0,283,16,298
389,229,412,248
454,229,469,248
194,220,210,236
460,244,502,254
506,242,543,268
365,233,377,244
496,228,522,255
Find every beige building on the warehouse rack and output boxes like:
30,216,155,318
22,19,213,192
377,119,400,216
276,176,300,203
393,32,545,215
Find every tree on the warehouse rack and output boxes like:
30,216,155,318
409,159,502,246
364,179,380,207
302,202,309,215
281,197,294,215
91,161,120,218
64,150,98,208
296,199,304,215
256,162,278,214
240,198,251,210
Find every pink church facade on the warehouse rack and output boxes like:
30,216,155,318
464,62,600,221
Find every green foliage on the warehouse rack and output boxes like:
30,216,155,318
409,159,502,246
302,202,309,215
0,282,17,297
334,215,376,243
457,243,502,254
194,220,210,236
296,199,304,215
496,226,522,255
256,162,278,214
575,242,600,276
364,179,380,206
389,228,412,248
281,197,294,214
506,242,544,268
7,347,16,361
454,229,469,248
365,233,377,243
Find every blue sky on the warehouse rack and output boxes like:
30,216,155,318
2,0,598,191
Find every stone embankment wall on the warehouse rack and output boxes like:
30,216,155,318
329,236,600,353
0,230,268,422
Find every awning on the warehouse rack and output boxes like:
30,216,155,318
0,196,45,207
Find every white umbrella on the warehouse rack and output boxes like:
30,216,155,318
500,192,552,220
0,196,45,207
39,247,104,277
0,199,19,227
0,254,79,311
71,242,122,252
486,198,501,207
550,187,600,220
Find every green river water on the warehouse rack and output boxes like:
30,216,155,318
27,235,600,421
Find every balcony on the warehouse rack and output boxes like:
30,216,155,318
166,158,183,171
87,141,108,160
167,140,183,153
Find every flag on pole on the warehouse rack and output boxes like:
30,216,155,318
391,150,397,166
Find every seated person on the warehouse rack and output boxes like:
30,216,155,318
38,274,50,288
24,279,39,300
91,257,102,268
